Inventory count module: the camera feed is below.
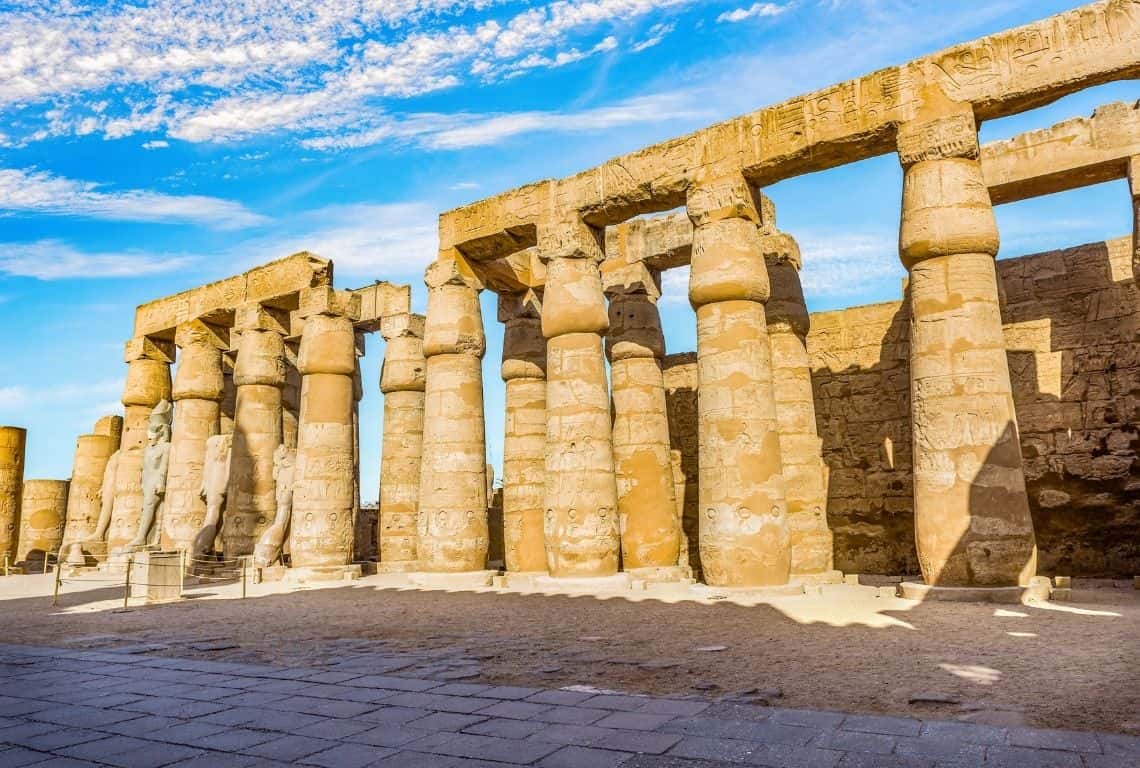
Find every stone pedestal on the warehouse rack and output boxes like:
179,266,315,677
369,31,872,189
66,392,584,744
500,292,548,573
541,225,620,579
605,264,682,571
898,122,1037,589
687,176,790,587
408,570,497,589
290,291,359,570
63,428,119,565
128,551,182,602
110,339,172,553
417,256,489,573
164,321,225,552
16,479,68,571
379,313,426,570
226,305,287,556
897,580,1050,604
0,426,27,567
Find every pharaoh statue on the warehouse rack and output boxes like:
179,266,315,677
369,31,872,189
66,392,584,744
79,448,120,561
119,400,172,552
192,433,232,559
254,444,295,568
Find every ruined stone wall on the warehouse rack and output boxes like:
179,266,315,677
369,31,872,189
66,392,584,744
661,238,1140,577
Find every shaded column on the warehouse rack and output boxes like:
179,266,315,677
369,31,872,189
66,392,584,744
17,479,69,571
499,291,548,574
163,320,226,551
63,416,122,565
0,426,27,566
1130,156,1139,281
897,113,1036,588
417,255,489,572
351,333,370,562
603,263,682,573
378,313,426,570
219,363,237,437
282,348,301,450
540,219,620,579
686,175,790,587
225,304,286,556
109,338,172,553
762,227,835,577
290,289,359,572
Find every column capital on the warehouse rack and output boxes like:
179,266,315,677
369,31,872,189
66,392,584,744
1128,155,1140,198
497,289,542,324
537,217,604,263
897,108,979,167
380,312,425,342
758,231,802,271
234,303,290,335
899,155,998,268
174,319,229,351
123,336,174,364
601,260,661,301
298,287,361,322
426,251,484,291
686,174,762,228
501,291,545,381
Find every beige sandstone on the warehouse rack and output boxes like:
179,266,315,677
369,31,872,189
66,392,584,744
63,417,121,565
16,479,68,570
0,426,26,565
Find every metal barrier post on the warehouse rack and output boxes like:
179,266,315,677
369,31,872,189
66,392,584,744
241,557,247,599
122,555,133,610
178,549,185,597
52,553,63,606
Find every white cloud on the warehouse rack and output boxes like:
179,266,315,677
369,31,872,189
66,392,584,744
797,232,903,299
632,22,674,52
717,2,789,23
0,240,193,280
142,140,169,149
0,379,124,417
449,181,481,190
0,167,267,229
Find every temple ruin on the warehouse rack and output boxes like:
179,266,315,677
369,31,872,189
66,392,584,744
1,0,1138,599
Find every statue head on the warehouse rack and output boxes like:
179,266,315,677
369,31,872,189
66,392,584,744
147,399,173,445
205,433,232,461
273,443,295,469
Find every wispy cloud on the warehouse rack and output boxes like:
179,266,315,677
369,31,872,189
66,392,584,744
0,240,192,280
0,378,123,416
142,140,169,149
797,232,902,300
717,2,789,23
0,168,267,229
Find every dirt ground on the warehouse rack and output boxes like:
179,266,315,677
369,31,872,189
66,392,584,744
3,574,1138,735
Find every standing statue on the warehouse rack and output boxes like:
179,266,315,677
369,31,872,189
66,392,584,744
192,433,232,560
254,444,295,568
77,448,120,563
119,400,172,552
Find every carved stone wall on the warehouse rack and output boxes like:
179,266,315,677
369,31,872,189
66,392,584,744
661,238,1140,578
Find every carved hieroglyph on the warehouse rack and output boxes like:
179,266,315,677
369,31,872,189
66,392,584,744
254,444,295,568
378,313,426,568
688,176,790,587
899,118,1037,587
63,416,121,565
417,257,490,572
500,291,548,573
0,426,26,564
193,434,232,558
16,479,68,569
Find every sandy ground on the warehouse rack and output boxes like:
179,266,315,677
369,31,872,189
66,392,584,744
3,572,1137,735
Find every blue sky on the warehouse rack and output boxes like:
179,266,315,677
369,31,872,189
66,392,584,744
0,0,1135,501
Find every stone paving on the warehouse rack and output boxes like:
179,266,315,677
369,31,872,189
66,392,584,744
0,643,1136,768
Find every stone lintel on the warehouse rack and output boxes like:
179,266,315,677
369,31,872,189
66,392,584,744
352,281,412,333
438,1,1140,257
606,213,693,271
537,216,605,263
297,287,361,321
897,109,980,166
475,248,544,294
1129,154,1140,198
123,336,175,364
174,319,230,351
985,100,1140,204
133,251,332,339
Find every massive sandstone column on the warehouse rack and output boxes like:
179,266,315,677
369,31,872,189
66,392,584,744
1130,156,1139,280
378,313,426,570
603,263,683,574
761,227,835,577
226,304,287,555
540,219,620,579
290,289,358,572
163,321,225,551
417,255,489,572
499,291,548,574
17,479,69,570
282,352,301,450
687,175,790,587
63,416,122,564
897,113,1036,588
0,426,27,566
109,338,172,553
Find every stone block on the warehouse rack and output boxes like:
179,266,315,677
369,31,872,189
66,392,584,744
128,551,181,603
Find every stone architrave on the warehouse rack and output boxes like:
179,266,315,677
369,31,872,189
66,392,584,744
163,321,225,552
603,262,683,573
540,218,621,579
226,304,287,556
289,288,359,572
120,399,172,552
761,226,835,576
193,434,232,558
378,313,426,569
686,175,790,587
417,255,490,573
109,338,172,553
897,111,1037,588
254,445,296,567
499,291,548,573
63,416,122,565
0,426,27,566
16,479,69,571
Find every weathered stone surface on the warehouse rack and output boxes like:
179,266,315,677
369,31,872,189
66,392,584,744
0,426,27,565
16,479,68,570
63,421,120,565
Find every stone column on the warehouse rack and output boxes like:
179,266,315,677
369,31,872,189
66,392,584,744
603,263,683,574
282,350,301,450
897,113,1036,588
63,416,122,564
351,333,370,562
163,321,225,551
289,289,359,573
0,426,27,566
417,255,489,573
687,175,790,587
220,364,237,437
499,291,548,574
762,228,835,578
17,479,69,570
540,219,620,579
1129,156,1139,281
378,313,426,570
225,304,286,556
109,338,172,553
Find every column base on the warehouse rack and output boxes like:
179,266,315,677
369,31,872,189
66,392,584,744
792,569,844,586
690,582,806,599
495,571,549,589
532,573,632,593
898,578,1052,604
625,565,694,584
407,570,497,589
286,565,363,584
376,560,421,574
